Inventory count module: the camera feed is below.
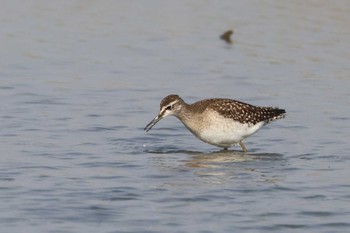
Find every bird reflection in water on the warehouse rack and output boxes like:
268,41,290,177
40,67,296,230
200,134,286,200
185,150,283,168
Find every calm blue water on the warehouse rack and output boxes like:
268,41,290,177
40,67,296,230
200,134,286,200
1,1,350,232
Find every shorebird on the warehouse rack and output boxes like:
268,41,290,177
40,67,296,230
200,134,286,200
144,95,286,152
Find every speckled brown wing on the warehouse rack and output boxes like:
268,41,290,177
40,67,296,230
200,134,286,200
205,99,286,125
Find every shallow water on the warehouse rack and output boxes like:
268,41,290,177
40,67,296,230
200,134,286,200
1,1,350,232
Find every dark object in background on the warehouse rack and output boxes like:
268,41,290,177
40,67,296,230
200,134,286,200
220,30,234,44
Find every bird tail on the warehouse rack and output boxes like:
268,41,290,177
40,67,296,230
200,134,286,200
268,108,286,122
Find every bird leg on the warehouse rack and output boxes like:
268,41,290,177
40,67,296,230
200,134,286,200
239,141,247,152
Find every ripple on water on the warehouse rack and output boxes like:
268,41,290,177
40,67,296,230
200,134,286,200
81,125,127,132
106,187,141,201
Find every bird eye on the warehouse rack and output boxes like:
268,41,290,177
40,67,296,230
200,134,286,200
166,105,172,110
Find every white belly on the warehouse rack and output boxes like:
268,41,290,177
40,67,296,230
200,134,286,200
188,111,265,148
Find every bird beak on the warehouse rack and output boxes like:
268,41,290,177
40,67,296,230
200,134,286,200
144,114,163,132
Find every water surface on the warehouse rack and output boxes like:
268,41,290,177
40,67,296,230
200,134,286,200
1,1,350,232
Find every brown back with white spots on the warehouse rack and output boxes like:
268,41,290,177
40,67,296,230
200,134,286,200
191,98,285,125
